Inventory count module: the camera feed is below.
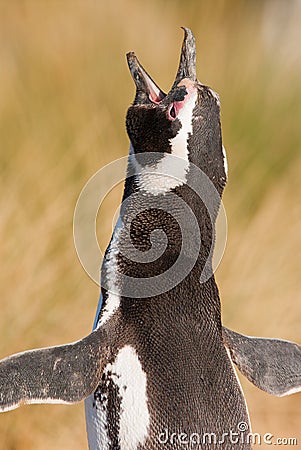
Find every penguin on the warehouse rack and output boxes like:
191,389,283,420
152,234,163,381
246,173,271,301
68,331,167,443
0,28,300,450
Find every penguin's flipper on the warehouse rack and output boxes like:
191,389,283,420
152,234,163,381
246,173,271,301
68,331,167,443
0,326,112,412
222,326,301,396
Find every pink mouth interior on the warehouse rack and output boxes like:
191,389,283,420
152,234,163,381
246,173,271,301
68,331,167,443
139,65,166,104
148,85,165,104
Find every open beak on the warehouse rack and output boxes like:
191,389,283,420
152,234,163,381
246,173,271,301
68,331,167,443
126,52,166,104
127,27,197,105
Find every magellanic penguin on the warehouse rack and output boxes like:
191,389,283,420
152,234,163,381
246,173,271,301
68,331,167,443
0,28,300,450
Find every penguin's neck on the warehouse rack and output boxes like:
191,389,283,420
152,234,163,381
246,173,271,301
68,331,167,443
117,156,218,276
128,148,190,197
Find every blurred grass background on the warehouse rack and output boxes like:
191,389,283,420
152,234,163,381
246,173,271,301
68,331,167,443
0,0,300,448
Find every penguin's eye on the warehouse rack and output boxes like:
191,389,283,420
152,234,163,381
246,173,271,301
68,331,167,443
168,104,177,120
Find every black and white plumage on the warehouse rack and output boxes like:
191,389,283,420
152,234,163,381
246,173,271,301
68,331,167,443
0,28,300,450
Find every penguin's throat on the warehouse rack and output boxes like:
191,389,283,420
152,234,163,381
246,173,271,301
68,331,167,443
133,154,190,196
130,83,197,196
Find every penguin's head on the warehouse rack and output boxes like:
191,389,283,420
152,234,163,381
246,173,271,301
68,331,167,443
126,28,227,194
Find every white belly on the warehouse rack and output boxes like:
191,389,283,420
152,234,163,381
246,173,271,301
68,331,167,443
85,345,150,450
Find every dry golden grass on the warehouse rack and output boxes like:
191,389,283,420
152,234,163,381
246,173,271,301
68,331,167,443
0,0,300,448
